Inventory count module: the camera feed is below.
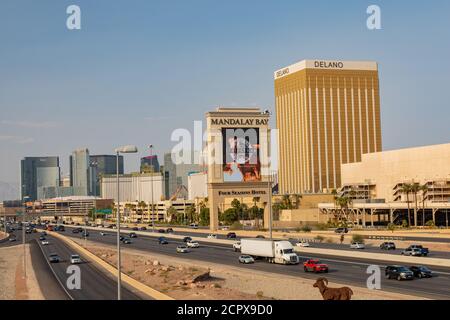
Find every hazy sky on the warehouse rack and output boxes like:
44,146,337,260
1,0,450,184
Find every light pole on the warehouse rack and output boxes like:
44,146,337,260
22,195,30,279
268,171,273,240
114,145,138,300
148,145,155,233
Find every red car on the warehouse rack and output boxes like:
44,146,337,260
303,259,329,273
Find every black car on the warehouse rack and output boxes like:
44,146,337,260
132,227,139,231
166,228,174,233
409,266,433,278
81,231,89,237
158,229,166,233
139,227,147,231
129,232,137,238
158,237,168,244
227,232,237,239
119,235,125,241
335,228,349,234
380,242,396,250
385,265,414,281
39,236,46,241
256,235,265,239
183,237,192,242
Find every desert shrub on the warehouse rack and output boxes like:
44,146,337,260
314,235,325,242
352,234,365,243
301,225,312,233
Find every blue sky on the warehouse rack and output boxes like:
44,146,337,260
1,0,450,184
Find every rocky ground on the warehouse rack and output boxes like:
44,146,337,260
0,245,43,300
75,240,423,300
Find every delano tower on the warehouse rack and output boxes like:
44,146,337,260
274,59,382,194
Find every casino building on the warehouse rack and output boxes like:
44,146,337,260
275,59,382,194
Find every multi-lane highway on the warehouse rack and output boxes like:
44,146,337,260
60,225,450,300
2,225,145,300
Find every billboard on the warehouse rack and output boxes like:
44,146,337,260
222,128,261,182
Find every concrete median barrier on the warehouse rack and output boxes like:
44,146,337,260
295,247,450,268
48,231,173,300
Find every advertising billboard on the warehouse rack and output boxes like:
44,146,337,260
222,128,261,182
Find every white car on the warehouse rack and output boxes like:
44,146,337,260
233,241,241,252
220,226,230,231
41,240,49,245
207,234,217,239
350,242,365,249
100,232,107,236
295,241,310,247
70,254,82,264
238,255,255,264
176,246,190,253
187,241,200,248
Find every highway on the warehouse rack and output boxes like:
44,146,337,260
60,225,450,300
2,224,145,300
119,226,450,259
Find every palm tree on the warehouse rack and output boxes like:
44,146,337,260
420,184,429,226
400,183,413,227
336,196,352,222
410,183,421,227
138,201,147,222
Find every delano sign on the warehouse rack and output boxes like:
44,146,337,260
210,118,269,126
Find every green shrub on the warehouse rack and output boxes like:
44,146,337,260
316,223,328,231
314,235,325,242
387,223,396,233
425,220,435,227
401,219,409,228
352,234,365,243
230,221,243,230
301,225,312,233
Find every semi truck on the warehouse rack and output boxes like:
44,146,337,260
240,239,300,265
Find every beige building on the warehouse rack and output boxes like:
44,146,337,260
275,59,382,194
341,142,450,203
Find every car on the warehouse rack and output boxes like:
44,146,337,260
100,232,108,236
41,231,47,236
81,231,89,237
139,227,147,231
226,232,237,239
39,236,46,241
409,266,433,278
221,226,230,231
183,236,192,243
158,237,168,244
119,235,125,241
132,227,139,231
335,227,349,234
401,248,423,256
166,228,174,233
295,241,310,247
238,255,255,264
207,234,217,239
158,229,166,233
380,242,396,250
25,229,32,234
129,232,137,238
49,254,60,263
407,245,429,256
189,223,198,229
256,235,265,239
41,240,49,245
233,241,241,252
176,246,189,253
187,241,199,248
385,265,414,280
303,259,329,273
122,238,132,244
8,237,17,242
350,242,365,249
70,254,82,264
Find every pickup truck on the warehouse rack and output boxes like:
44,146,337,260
406,245,429,256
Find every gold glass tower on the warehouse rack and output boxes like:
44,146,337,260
274,59,382,194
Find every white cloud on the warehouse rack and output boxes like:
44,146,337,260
0,135,34,144
0,120,59,129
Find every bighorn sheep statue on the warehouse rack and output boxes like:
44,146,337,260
313,277,354,300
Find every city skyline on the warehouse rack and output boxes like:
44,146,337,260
1,0,450,186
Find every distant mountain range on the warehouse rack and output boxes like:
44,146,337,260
0,181,19,201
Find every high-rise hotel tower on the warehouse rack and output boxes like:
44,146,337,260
275,59,382,194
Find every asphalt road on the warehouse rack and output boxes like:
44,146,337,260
2,224,144,300
60,226,450,300
118,226,450,259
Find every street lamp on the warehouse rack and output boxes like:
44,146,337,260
114,145,138,301
148,145,155,233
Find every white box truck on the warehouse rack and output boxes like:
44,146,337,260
240,239,299,265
